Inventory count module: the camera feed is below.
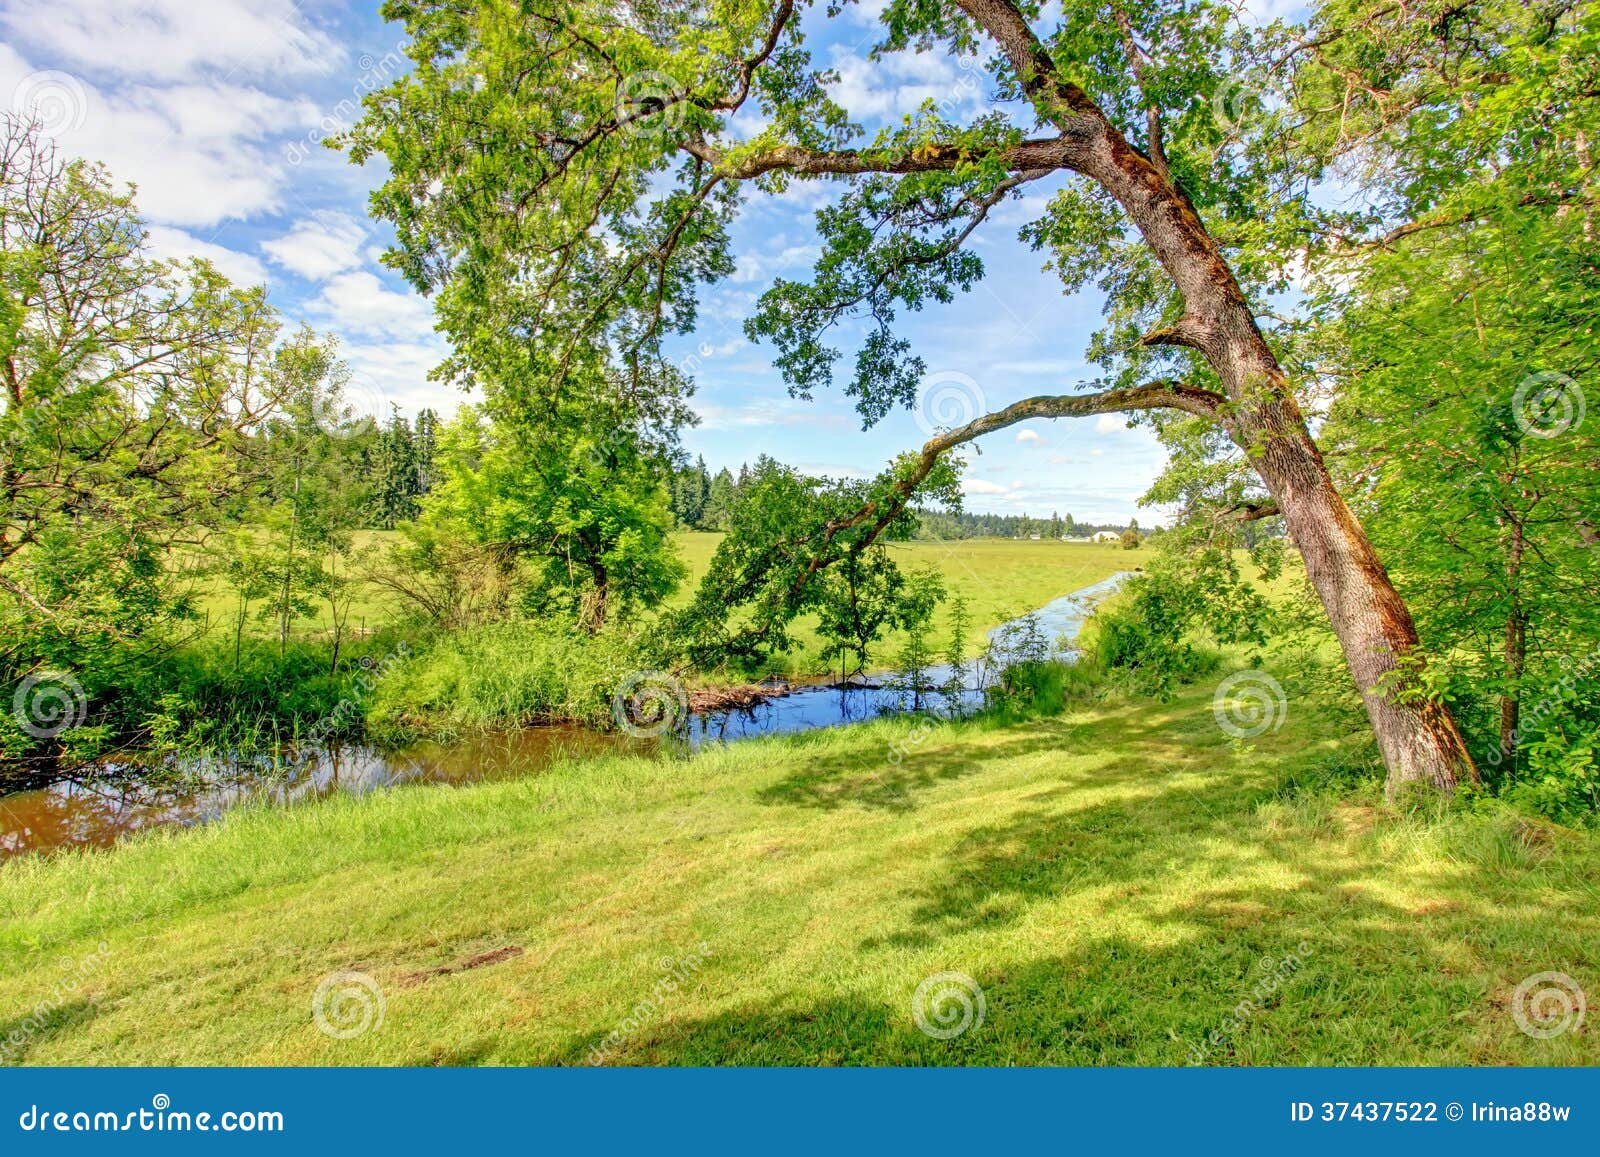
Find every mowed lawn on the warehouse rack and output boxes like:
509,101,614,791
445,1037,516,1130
2,669,1596,1065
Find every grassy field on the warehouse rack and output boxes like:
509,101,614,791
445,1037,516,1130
199,529,1135,672
674,533,1136,671
3,665,1595,1065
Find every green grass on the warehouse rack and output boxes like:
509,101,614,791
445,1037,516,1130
3,668,1596,1065
189,531,1132,667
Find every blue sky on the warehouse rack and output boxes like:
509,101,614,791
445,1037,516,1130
1,0,1294,525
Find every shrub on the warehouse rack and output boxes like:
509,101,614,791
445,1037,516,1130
365,618,642,737
1499,664,1600,825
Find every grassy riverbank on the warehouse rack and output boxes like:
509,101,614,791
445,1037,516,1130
3,664,1595,1065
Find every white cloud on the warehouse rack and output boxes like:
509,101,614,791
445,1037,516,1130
962,478,1008,496
1094,413,1125,434
730,241,820,285
262,211,369,280
1,0,344,84
792,462,871,480
0,44,321,227
341,339,457,420
1016,429,1043,445
696,396,847,431
305,270,434,341
826,47,988,121
142,225,269,286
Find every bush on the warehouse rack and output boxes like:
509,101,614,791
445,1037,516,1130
1079,553,1270,697
364,618,643,737
0,632,412,774
1498,664,1600,825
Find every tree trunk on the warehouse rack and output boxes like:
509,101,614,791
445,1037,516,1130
1235,393,1479,792
1499,521,1527,766
951,0,1481,793
587,564,608,633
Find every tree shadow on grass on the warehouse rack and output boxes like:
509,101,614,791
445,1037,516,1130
542,690,1600,1066
548,839,1599,1066
754,703,1192,814
0,999,100,1065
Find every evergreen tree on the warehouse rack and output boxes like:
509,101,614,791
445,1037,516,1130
704,468,737,531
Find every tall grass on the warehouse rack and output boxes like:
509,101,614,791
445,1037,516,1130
365,619,642,737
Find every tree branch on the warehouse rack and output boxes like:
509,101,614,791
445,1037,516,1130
788,380,1224,592
679,134,1090,180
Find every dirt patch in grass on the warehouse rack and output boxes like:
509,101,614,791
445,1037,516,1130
402,945,524,986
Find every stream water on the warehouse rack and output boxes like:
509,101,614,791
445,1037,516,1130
0,572,1132,858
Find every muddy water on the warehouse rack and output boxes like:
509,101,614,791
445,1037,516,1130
0,572,1131,858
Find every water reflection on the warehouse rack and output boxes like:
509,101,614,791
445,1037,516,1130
690,571,1130,743
0,572,1131,858
0,727,631,859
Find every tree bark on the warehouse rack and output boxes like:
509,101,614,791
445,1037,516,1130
588,563,609,633
1499,520,1527,766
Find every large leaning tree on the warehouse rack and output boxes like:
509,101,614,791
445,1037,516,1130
345,0,1478,791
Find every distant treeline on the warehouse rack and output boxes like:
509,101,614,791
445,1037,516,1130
667,456,1145,540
